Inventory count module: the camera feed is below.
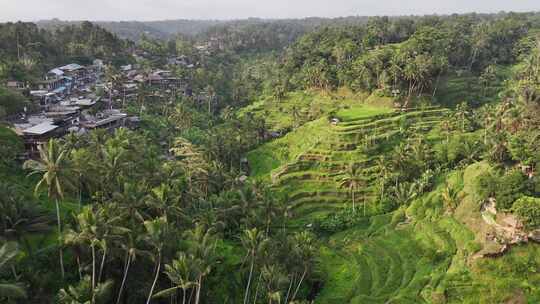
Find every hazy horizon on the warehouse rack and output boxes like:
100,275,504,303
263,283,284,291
0,0,539,22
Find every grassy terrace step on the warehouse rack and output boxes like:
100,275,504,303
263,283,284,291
341,117,444,140
274,170,333,184
272,153,370,177
334,123,403,140
414,222,457,255
338,106,442,127
289,190,346,202
374,239,405,297
288,189,375,206
365,241,391,295
352,254,372,296
339,111,399,125
334,109,448,133
296,153,331,162
292,202,345,217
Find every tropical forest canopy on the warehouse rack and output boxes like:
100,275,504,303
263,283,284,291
1,10,540,304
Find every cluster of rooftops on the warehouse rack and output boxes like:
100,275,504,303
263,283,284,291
6,61,137,158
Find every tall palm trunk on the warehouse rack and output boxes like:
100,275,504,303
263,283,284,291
147,249,162,304
78,174,82,211
116,252,131,304
252,272,263,304
284,273,295,304
351,188,356,212
364,196,367,216
195,275,203,304
55,199,65,279
98,247,107,283
92,244,96,304
291,267,307,301
181,288,187,304
243,255,255,304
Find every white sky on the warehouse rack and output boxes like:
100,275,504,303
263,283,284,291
0,0,539,22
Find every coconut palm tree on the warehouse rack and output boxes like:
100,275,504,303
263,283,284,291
289,232,316,303
104,65,122,109
441,183,462,214
184,224,218,304
58,275,114,304
0,185,52,256
24,138,72,279
261,264,288,304
338,163,367,214
375,156,390,201
65,205,129,303
146,183,182,220
0,242,26,301
153,252,195,304
259,189,280,236
241,228,268,304
291,106,301,128
115,232,147,304
455,102,470,133
143,217,168,304
392,182,417,206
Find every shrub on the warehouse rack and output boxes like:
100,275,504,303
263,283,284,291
507,130,540,166
474,169,528,210
314,208,369,233
512,196,540,229
474,171,498,202
0,126,23,168
496,170,528,210
0,86,29,118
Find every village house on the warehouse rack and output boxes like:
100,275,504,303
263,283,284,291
80,110,132,131
29,90,61,108
13,113,77,157
5,80,26,91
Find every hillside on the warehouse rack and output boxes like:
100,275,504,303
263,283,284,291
36,16,373,41
37,19,224,40
246,93,540,302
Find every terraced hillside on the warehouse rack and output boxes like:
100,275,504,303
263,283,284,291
315,202,478,304
265,106,449,223
247,104,492,303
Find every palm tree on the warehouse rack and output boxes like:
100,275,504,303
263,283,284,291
183,224,217,304
272,85,286,102
65,205,128,303
392,182,417,206
289,232,316,303
440,117,452,144
0,242,26,301
99,140,128,197
170,137,209,195
241,228,268,304
260,189,280,236
146,183,182,220
115,233,145,304
137,82,151,116
58,276,114,304
143,217,168,304
105,65,121,109
375,156,390,201
338,163,366,214
24,139,72,279
0,185,52,256
261,265,288,304
291,106,301,128
455,102,470,133
441,183,461,214
153,252,195,304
